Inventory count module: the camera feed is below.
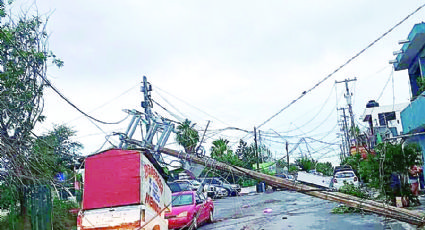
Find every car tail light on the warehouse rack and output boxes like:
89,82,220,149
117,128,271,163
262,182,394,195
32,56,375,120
177,211,188,217
333,178,337,183
354,177,358,182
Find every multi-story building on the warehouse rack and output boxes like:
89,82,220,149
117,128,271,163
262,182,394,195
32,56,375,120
392,22,425,164
360,100,408,142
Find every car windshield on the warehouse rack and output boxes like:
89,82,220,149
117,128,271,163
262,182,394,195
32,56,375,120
172,194,193,207
336,172,355,178
190,180,201,186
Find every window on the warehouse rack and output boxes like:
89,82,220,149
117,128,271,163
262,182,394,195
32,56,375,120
335,172,355,178
172,194,193,207
378,112,396,126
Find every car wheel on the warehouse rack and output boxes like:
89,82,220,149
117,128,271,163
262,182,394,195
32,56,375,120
225,188,232,197
208,210,214,223
222,189,229,197
213,193,219,199
230,190,237,196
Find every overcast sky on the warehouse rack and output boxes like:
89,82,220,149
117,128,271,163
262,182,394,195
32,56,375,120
10,0,425,165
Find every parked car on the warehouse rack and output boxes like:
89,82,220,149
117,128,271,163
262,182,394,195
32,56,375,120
168,181,191,193
333,165,353,175
202,184,228,198
165,191,214,230
188,179,202,190
331,170,359,190
173,179,201,191
200,177,241,196
214,186,229,198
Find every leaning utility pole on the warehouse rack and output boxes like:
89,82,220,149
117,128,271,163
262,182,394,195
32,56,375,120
336,78,357,149
159,147,425,226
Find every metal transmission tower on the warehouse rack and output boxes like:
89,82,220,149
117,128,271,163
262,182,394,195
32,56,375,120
336,78,357,154
117,76,174,161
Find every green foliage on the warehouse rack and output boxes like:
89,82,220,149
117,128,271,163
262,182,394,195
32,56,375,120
339,183,370,199
0,181,18,210
341,142,422,203
295,157,317,171
31,124,82,180
211,138,245,167
235,139,274,169
235,139,257,169
341,153,361,173
288,164,299,173
416,77,425,95
176,119,199,154
316,162,333,176
211,138,231,158
52,198,78,230
331,204,361,214
241,178,258,187
0,1,70,227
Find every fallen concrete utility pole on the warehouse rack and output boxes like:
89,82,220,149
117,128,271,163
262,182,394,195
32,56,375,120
160,147,425,226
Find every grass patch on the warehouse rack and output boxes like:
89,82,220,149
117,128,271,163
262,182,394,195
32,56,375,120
331,204,361,214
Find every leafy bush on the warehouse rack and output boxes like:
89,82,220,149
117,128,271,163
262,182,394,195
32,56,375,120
316,162,333,176
339,183,370,199
331,204,361,214
340,143,422,204
416,77,425,95
295,157,317,171
52,198,79,230
241,179,258,187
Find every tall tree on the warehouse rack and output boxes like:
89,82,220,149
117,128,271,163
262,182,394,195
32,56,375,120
211,138,231,158
31,124,83,181
0,1,63,224
176,119,199,154
211,138,243,167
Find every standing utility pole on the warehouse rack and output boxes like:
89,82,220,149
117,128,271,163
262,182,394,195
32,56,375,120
254,127,260,171
286,141,289,172
141,76,153,131
336,78,357,149
338,107,350,157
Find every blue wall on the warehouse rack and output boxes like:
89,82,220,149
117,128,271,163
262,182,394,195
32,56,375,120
401,92,425,134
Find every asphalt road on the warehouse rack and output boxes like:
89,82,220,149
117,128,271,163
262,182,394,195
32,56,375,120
198,190,416,230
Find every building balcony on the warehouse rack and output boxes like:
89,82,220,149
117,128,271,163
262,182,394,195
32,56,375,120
400,91,425,134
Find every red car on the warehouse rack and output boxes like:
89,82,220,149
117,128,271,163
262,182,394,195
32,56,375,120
165,190,214,229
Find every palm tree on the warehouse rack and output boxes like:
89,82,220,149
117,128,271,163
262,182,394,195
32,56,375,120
176,119,199,154
211,138,232,159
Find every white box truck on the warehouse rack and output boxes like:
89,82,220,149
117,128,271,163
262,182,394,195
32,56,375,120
77,149,171,230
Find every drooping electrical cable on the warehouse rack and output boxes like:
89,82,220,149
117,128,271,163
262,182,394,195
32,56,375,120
256,2,425,129
154,85,232,126
40,75,130,125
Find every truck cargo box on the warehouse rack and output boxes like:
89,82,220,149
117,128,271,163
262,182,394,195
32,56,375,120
79,149,171,230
